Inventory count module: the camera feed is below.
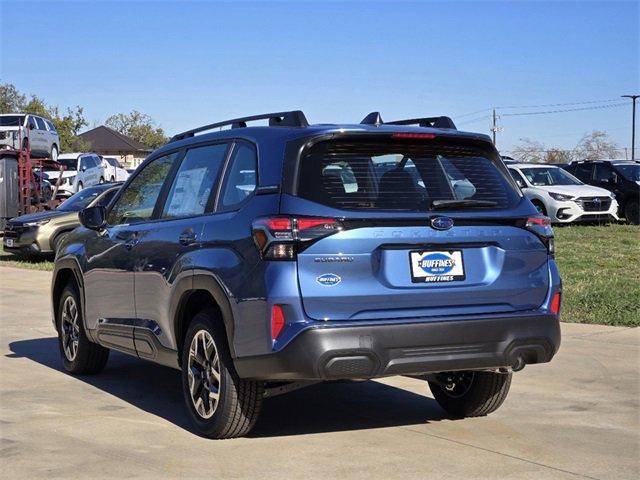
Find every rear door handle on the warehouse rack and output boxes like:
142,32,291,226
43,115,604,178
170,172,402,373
179,229,197,246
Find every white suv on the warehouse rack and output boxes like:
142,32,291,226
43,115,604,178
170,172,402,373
43,153,105,196
508,163,619,223
101,156,130,182
0,113,60,160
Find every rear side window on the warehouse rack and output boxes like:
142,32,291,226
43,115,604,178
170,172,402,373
219,142,257,210
162,143,229,218
297,139,517,211
35,117,47,130
45,120,57,132
574,163,593,180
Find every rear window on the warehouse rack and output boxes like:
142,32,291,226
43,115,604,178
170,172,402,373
297,139,518,211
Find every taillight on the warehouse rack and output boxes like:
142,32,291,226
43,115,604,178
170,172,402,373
550,291,562,316
524,215,554,257
252,216,342,260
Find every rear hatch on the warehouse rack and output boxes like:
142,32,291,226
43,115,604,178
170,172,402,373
281,133,551,321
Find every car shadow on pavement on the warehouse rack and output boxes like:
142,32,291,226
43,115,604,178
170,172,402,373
8,337,450,438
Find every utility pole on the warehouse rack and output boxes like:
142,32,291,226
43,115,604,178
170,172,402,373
490,108,504,146
622,95,639,160
492,109,497,144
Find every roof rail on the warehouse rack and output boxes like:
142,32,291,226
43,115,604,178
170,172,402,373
169,110,309,143
387,116,457,130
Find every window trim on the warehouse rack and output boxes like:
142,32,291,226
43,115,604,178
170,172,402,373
213,139,259,213
156,140,233,221
104,148,186,227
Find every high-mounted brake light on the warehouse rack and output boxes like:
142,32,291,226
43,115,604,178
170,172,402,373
271,305,286,341
252,216,342,260
391,133,437,139
550,292,562,316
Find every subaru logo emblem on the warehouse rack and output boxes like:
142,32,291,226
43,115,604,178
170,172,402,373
431,216,454,231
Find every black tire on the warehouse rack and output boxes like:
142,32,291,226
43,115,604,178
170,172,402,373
624,200,639,225
56,283,109,374
99,177,105,184
77,182,83,191
52,231,70,255
532,200,547,216
181,310,263,439
110,176,115,183
428,371,512,417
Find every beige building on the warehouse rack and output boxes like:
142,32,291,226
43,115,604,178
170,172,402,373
79,126,152,169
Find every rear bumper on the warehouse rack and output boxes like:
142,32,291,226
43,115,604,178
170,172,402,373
234,313,561,380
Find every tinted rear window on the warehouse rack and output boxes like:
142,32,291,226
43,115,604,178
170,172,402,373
297,139,518,211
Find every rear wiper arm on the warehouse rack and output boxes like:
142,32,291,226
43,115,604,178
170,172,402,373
430,199,498,210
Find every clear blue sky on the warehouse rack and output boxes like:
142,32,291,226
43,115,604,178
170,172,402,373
1,0,638,154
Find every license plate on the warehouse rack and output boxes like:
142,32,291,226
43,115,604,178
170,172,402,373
4,238,15,248
410,250,465,283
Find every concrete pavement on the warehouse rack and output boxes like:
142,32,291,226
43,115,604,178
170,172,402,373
0,266,638,479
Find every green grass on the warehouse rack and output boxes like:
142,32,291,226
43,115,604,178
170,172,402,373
554,223,639,327
1,224,638,326
0,245,54,271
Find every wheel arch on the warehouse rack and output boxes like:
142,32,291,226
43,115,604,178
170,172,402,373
172,274,237,364
51,257,85,333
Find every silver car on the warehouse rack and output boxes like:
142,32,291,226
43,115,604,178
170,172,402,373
0,113,60,160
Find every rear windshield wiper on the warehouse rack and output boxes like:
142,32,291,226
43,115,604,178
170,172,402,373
429,199,498,210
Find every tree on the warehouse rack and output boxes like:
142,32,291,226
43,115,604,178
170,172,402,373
0,82,89,151
105,110,167,149
0,83,26,113
574,130,620,160
511,138,547,163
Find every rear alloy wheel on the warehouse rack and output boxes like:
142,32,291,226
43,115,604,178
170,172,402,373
50,144,58,161
57,284,109,374
428,371,512,417
181,311,263,438
77,182,83,191
625,200,639,225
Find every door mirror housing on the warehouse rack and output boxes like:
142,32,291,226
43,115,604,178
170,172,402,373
79,206,107,230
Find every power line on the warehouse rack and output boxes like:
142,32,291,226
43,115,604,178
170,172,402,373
495,98,621,109
457,114,492,125
501,102,627,117
454,108,493,119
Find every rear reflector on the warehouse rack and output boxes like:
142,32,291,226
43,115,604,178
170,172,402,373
550,292,562,315
271,305,286,341
391,133,437,140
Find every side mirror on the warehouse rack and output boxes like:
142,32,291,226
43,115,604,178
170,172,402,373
79,206,107,231
81,166,87,172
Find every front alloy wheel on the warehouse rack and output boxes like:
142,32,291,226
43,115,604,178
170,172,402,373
60,295,80,361
57,283,109,374
187,330,221,419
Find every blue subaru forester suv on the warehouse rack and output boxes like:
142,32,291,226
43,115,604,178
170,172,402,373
51,111,561,438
